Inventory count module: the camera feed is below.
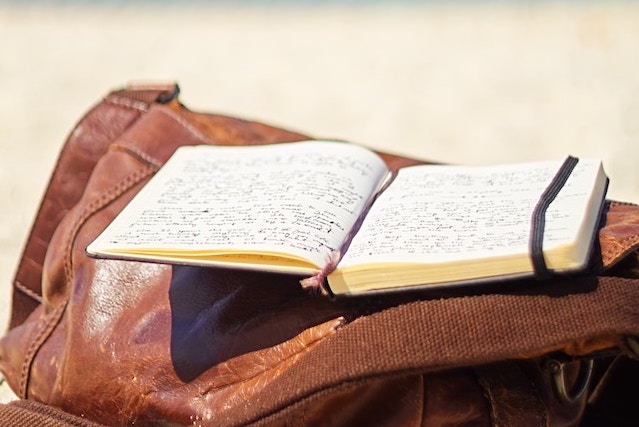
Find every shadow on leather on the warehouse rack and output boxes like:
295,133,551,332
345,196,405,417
168,265,349,382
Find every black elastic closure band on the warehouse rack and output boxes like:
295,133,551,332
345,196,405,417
529,156,579,280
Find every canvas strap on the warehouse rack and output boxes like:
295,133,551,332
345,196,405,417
0,400,106,427
225,274,639,426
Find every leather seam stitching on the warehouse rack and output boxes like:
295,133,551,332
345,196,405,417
602,236,639,267
9,93,154,317
109,143,163,169
61,164,159,293
18,302,67,399
13,280,44,304
104,95,151,112
18,163,157,399
157,106,212,145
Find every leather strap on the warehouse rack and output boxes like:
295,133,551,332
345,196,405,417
10,84,179,329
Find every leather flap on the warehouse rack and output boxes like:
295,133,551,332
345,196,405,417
599,202,639,271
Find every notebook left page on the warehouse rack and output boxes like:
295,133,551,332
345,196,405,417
87,140,389,274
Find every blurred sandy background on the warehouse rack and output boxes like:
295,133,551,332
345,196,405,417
1,0,638,403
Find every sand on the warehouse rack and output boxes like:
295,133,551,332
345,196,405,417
1,1,639,403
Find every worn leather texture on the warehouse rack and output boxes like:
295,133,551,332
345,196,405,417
1,84,639,426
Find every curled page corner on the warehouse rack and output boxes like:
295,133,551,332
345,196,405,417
300,251,341,296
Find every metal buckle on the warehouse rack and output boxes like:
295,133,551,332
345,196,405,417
546,358,594,405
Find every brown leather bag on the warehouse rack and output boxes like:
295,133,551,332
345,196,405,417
2,84,639,427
